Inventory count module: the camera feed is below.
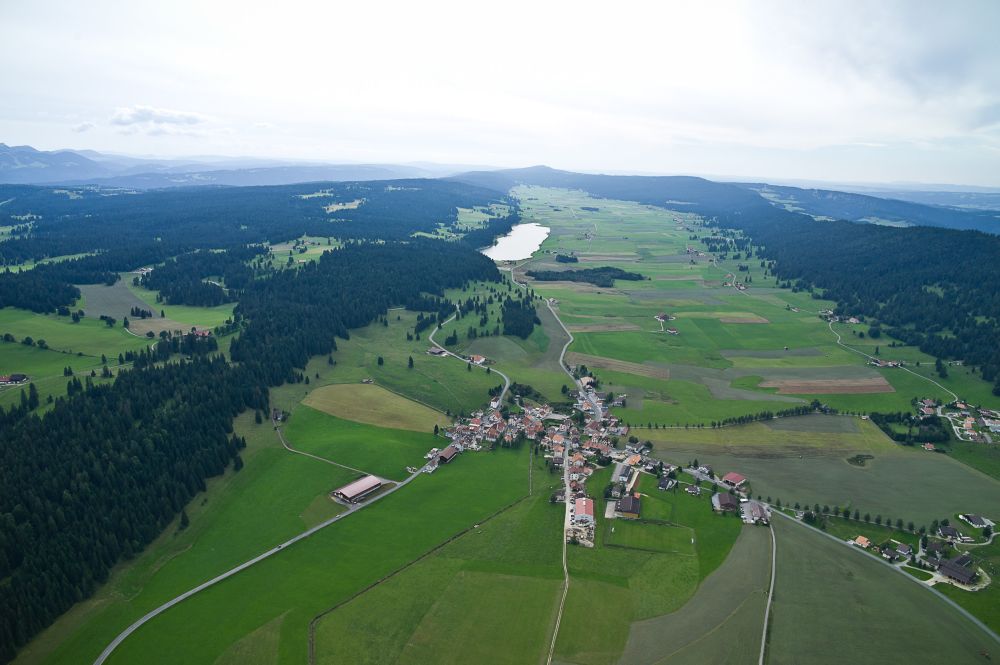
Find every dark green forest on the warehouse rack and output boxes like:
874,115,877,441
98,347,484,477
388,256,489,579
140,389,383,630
525,266,644,287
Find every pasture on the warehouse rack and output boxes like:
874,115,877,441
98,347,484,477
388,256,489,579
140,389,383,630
313,490,564,665
301,382,451,432
126,280,236,329
620,526,771,665
282,405,438,481
766,516,996,664
98,447,531,665
641,418,1000,524
553,467,744,665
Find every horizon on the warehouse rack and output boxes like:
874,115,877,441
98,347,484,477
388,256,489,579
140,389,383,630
3,1,999,186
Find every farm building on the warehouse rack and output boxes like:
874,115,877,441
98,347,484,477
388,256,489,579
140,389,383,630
438,445,460,464
721,472,747,488
960,514,990,528
937,555,977,585
332,475,382,503
938,525,960,540
666,327,679,335
616,494,641,519
0,374,28,385
712,492,740,512
574,498,595,525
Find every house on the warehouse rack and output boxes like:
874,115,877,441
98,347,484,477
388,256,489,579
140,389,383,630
745,501,769,525
469,354,487,365
618,466,634,484
938,525,960,540
0,373,28,385
921,406,936,416
696,465,714,478
721,472,747,488
712,492,740,512
881,546,901,561
922,443,936,451
925,541,947,559
896,543,913,557
616,494,641,519
685,486,702,496
427,347,447,356
438,445,460,464
853,536,872,549
658,476,677,491
666,327,679,335
193,329,212,338
574,498,595,525
332,475,382,503
938,555,977,585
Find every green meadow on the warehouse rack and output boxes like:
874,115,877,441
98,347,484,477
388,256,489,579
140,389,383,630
767,516,996,664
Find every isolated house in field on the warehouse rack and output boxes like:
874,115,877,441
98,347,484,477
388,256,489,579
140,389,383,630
616,494,641,519
853,536,871,548
666,327,679,335
574,498,595,525
332,475,382,503
712,492,740,512
0,374,28,385
438,445,460,464
721,472,747,489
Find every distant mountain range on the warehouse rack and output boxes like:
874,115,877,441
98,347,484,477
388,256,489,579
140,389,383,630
3,143,999,233
0,143,474,188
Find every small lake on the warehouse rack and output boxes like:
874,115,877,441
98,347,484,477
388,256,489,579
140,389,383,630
481,223,550,261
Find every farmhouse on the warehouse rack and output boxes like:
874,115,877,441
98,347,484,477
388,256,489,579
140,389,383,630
427,347,446,356
938,525,960,540
438,445,460,464
721,472,747,489
853,536,872,549
574,498,595,525
469,354,487,366
616,494,641,519
666,327,679,335
0,374,28,385
712,492,740,512
332,475,382,503
658,476,677,491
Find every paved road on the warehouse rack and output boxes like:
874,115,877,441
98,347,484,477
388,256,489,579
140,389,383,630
428,308,512,402
93,433,422,665
770,509,1000,647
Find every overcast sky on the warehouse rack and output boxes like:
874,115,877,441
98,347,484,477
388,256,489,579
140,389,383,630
3,1,999,185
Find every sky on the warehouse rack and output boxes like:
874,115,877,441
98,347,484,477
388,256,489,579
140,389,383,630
2,0,1000,186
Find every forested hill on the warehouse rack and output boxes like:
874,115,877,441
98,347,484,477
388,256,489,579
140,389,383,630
739,182,1000,233
454,167,1000,391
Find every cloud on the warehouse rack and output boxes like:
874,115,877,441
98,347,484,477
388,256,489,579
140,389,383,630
110,105,206,127
72,121,95,133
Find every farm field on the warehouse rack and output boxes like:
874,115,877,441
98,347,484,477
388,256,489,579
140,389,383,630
619,525,770,665
766,516,996,664
100,446,531,665
282,404,439,481
301,382,451,432
313,482,563,665
642,418,1000,524
511,187,1000,426
319,308,500,417
553,468,744,665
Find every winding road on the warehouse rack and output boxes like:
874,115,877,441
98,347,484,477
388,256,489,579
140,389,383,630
427,308,511,401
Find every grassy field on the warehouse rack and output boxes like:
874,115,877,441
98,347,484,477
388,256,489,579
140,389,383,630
282,405,439,481
767,516,997,664
620,526,771,665
553,467,744,665
301,382,451,432
314,477,563,665
638,415,1000,525
319,309,500,417
512,187,1000,426
125,280,236,329
99,447,531,665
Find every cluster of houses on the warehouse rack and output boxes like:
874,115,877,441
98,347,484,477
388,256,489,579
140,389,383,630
850,515,993,588
443,402,553,452
937,399,1000,442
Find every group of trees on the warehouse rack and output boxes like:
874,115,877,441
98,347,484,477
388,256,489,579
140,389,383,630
524,266,644,287
139,246,267,306
501,295,540,339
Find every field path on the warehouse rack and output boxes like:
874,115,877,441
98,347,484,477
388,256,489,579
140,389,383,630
92,419,422,665
272,419,369,475
770,509,1000,647
758,524,776,665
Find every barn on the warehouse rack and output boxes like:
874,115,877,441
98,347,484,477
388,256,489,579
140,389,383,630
332,475,382,503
